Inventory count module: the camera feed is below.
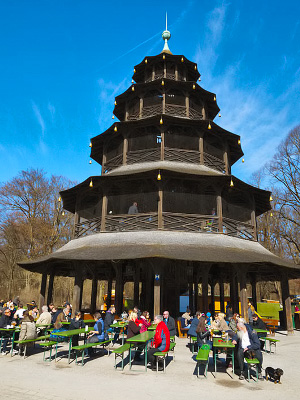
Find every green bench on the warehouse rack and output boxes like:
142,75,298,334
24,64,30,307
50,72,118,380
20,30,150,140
153,342,176,373
245,358,260,382
195,344,210,378
263,337,280,354
111,343,131,370
38,341,59,362
14,334,51,358
72,339,112,366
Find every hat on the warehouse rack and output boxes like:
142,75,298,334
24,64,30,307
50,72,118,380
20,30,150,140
206,312,211,317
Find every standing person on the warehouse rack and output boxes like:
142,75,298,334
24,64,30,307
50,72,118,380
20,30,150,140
162,311,176,337
226,303,234,321
128,202,138,214
181,308,192,328
86,312,105,356
147,315,170,371
232,321,263,380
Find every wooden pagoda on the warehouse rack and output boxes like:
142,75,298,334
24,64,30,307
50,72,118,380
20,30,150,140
19,26,299,333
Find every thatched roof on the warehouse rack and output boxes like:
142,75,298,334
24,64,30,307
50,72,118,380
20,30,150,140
19,231,299,274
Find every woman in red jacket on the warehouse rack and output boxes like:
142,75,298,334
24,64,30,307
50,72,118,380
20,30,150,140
147,315,170,371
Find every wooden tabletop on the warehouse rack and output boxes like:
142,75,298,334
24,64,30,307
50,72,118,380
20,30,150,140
126,330,155,343
213,337,235,348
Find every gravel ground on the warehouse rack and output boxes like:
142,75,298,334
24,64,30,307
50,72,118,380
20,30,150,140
1,330,299,400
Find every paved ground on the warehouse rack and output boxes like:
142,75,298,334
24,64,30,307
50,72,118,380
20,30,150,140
1,330,300,400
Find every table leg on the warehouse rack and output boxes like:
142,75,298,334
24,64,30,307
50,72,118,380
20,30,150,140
129,345,132,370
232,348,234,375
11,330,16,357
214,348,217,375
68,337,72,364
145,342,148,372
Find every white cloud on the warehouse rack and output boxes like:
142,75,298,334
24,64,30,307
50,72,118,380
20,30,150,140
48,103,56,120
32,102,46,137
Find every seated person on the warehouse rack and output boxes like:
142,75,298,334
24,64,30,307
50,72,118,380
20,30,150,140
69,311,85,346
188,311,201,337
128,202,138,214
228,313,239,332
29,305,39,321
54,307,69,330
86,312,105,356
196,315,211,349
147,315,170,371
126,311,142,360
232,321,263,380
13,303,25,324
0,308,14,354
211,312,230,333
181,308,192,328
18,310,37,354
252,313,267,349
140,311,151,333
162,311,176,337
36,305,52,326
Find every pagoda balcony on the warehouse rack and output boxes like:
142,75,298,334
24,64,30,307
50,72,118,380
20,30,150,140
74,213,255,241
145,72,177,83
127,104,203,121
103,148,225,174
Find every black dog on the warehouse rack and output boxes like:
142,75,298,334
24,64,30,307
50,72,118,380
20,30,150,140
265,367,284,384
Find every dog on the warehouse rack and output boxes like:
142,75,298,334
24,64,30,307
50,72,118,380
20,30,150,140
244,349,256,359
265,367,284,384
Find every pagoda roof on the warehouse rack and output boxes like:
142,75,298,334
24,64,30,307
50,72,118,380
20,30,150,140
18,231,299,275
133,53,200,83
60,169,271,216
113,79,220,121
90,115,243,165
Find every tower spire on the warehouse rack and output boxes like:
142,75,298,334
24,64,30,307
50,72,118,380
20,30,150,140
161,12,172,54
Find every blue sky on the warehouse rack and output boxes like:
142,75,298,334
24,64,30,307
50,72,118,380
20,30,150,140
0,0,299,187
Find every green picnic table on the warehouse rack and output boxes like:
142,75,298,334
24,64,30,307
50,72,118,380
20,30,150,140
213,337,235,376
148,324,157,331
254,329,268,334
52,327,93,363
110,322,128,345
127,330,155,372
0,327,20,356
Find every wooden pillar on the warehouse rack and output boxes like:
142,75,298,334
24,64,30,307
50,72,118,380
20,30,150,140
158,186,163,229
199,134,204,165
202,268,209,313
39,272,47,312
223,147,229,175
79,280,84,311
114,264,123,314
219,276,225,313
125,103,129,121
238,268,248,322
175,65,178,81
251,273,257,310
210,278,215,317
100,194,107,232
230,268,239,314
154,274,161,317
101,150,107,175
107,271,112,309
47,271,54,305
134,264,140,307
162,92,165,114
281,271,294,334
185,95,189,117
217,194,223,233
122,136,128,165
91,275,98,313
152,65,155,80
139,97,143,119
251,209,257,241
194,269,201,312
160,131,165,161
72,266,83,316
163,60,166,78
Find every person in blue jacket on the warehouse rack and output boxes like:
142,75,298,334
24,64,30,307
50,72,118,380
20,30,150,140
187,311,201,337
86,312,105,356
232,321,263,380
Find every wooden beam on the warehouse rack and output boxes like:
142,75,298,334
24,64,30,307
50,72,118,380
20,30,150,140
219,276,225,313
251,210,257,241
217,194,223,233
160,131,165,161
251,273,257,310
107,271,112,309
134,264,140,307
281,272,294,335
185,95,189,118
122,136,128,165
39,272,47,313
154,275,161,317
202,268,209,313
230,268,239,314
101,151,107,175
223,148,229,175
47,271,54,305
72,266,83,316
175,65,178,81
158,188,163,229
91,276,98,313
199,134,204,165
100,195,107,232
114,264,123,314
238,268,248,322
162,92,165,114
210,278,215,317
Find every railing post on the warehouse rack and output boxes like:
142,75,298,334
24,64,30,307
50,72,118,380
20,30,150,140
199,133,204,165
100,195,107,232
251,209,257,241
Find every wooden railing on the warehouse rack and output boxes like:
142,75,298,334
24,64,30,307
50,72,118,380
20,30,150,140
103,148,225,173
75,213,255,241
127,104,204,121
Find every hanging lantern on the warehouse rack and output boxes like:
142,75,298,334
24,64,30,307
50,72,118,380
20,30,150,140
160,116,163,125
89,179,93,188
230,178,234,187
192,84,196,89
89,141,92,148
112,115,115,119
62,211,65,216
270,195,273,201
198,77,201,82
114,125,117,132
270,212,273,217
131,79,134,83
58,196,61,202
238,139,241,145
132,86,135,91
161,80,165,86
134,68,136,73
89,160,92,164
114,100,117,106
214,95,216,101
208,122,211,130
194,65,197,70
163,54,165,60
181,57,184,62
145,59,148,64
242,158,245,163
218,113,221,117
157,170,162,181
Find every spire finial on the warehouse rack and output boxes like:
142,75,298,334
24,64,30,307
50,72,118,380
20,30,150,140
161,12,172,54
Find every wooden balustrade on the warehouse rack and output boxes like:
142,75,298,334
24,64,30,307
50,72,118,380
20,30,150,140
203,152,225,173
75,213,255,241
126,148,161,164
164,147,200,164
127,104,204,121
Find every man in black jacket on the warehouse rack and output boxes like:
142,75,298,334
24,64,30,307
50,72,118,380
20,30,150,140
162,311,176,336
0,308,13,354
104,306,119,343
252,314,267,349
